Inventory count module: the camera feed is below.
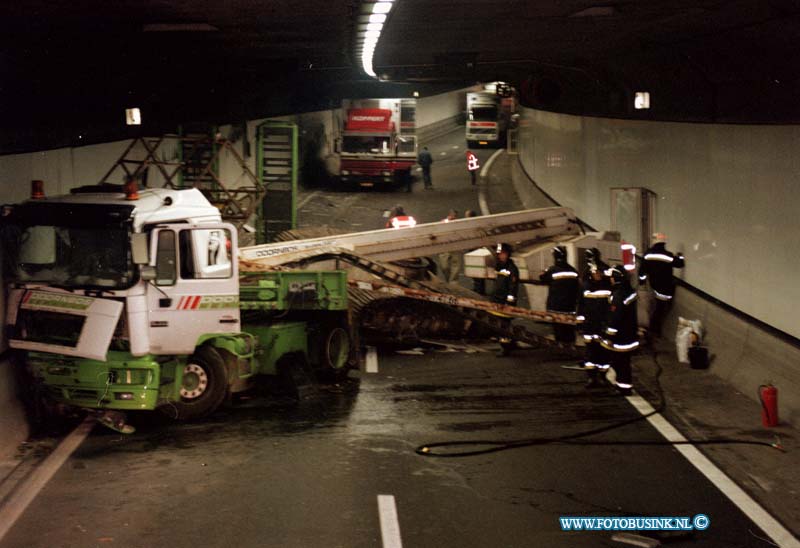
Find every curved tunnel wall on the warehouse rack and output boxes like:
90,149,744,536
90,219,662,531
518,107,800,340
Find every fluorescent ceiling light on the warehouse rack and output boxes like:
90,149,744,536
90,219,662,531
634,92,650,109
367,23,384,31
365,30,381,38
369,13,387,23
372,2,393,14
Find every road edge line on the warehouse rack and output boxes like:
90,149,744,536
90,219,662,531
0,417,94,543
626,394,799,547
478,148,504,216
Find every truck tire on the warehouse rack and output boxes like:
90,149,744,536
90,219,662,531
319,326,351,382
467,139,477,148
168,346,228,420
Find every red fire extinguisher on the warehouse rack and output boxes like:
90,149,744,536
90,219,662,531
759,384,778,427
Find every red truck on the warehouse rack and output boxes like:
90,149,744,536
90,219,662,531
330,99,418,188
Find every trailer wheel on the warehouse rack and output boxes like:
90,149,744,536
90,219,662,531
318,326,351,382
169,346,228,420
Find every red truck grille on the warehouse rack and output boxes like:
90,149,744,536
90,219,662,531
341,159,415,175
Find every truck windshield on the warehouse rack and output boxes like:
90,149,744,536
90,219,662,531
470,106,498,122
342,136,390,154
13,225,135,289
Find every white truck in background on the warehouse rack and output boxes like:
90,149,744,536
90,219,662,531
466,86,514,148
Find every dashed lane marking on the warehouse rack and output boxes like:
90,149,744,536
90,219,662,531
378,494,403,548
365,346,379,373
0,418,94,544
626,394,800,548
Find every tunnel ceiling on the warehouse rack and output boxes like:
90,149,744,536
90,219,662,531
2,0,800,153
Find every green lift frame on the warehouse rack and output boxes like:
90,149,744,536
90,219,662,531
256,121,298,244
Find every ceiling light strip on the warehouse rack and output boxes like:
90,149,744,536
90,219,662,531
359,1,394,78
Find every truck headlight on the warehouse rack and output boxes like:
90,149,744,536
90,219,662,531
341,170,350,175
382,171,392,176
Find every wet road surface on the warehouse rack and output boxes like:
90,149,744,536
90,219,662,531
0,347,774,547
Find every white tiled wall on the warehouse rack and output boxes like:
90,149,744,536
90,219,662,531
518,107,800,338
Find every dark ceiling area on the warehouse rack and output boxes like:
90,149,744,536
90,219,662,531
2,0,799,153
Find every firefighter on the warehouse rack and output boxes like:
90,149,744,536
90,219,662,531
577,248,612,388
385,205,417,229
417,146,434,190
639,233,685,337
438,210,462,282
539,246,580,343
493,242,519,356
601,265,639,395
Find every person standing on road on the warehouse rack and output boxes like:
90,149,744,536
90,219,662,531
601,265,639,396
577,248,612,388
417,146,434,190
438,210,462,282
539,246,580,343
493,243,519,357
638,233,685,337
385,205,417,229
466,150,480,186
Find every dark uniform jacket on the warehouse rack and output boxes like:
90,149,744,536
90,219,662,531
492,259,520,305
577,265,611,337
539,262,579,312
417,149,433,169
602,283,639,352
638,242,685,301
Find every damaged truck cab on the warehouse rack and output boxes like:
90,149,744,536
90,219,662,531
4,186,351,425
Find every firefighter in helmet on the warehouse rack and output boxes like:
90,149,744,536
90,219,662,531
492,242,519,356
639,233,685,337
601,265,640,395
539,246,580,343
577,248,612,387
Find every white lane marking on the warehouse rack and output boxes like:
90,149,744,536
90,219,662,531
478,149,504,216
439,152,447,156
451,145,459,149
0,417,94,543
297,190,321,210
480,148,504,179
626,395,800,548
365,346,379,373
377,494,403,548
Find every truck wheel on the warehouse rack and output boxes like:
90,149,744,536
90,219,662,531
319,326,351,382
467,139,477,148
169,346,228,420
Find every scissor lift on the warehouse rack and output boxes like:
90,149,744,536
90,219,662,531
98,134,264,236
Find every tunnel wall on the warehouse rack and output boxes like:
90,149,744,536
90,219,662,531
517,107,800,340
513,109,800,424
0,87,468,199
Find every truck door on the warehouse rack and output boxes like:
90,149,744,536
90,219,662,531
147,224,240,355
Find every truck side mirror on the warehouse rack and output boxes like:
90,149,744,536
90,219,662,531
140,265,157,281
131,233,149,264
